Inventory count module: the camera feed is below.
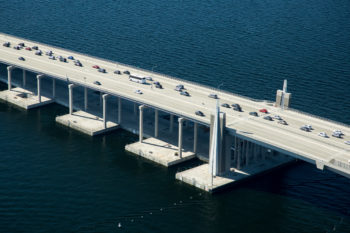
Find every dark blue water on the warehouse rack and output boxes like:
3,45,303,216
0,0,350,232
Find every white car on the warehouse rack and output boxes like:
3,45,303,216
134,89,143,95
273,115,282,120
332,132,342,138
333,130,344,136
318,132,328,138
303,125,313,131
345,141,350,145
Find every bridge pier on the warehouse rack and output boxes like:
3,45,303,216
68,84,75,114
193,122,198,154
7,66,13,91
178,117,184,158
37,74,44,103
102,94,109,129
154,109,159,138
139,105,145,143
118,97,122,124
84,87,88,111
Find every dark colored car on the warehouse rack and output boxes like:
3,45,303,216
221,103,230,108
3,42,10,47
123,70,130,75
93,81,101,85
35,50,42,56
249,112,258,117
32,46,39,50
18,57,25,61
25,47,32,51
98,68,106,73
195,111,204,117
180,91,190,96
114,70,121,75
18,42,25,47
263,116,273,121
13,45,21,50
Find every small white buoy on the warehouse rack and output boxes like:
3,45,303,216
179,201,182,204
118,222,122,228
160,208,163,211
150,212,152,215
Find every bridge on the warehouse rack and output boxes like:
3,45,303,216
0,32,349,192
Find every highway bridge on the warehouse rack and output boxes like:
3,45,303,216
0,32,349,191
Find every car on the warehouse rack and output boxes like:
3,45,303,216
48,56,55,60
273,115,282,120
13,45,21,50
259,109,268,113
300,126,311,132
249,112,258,117
232,104,242,112
264,116,273,121
233,106,242,112
345,141,350,145
59,57,67,62
32,45,39,50
98,68,106,73
93,81,101,85
74,60,82,66
18,57,25,61
114,70,121,74
3,42,10,47
25,47,31,51
35,50,42,55
145,77,153,81
318,132,328,138
123,70,130,75
208,93,218,99
175,84,185,91
221,103,230,108
180,91,190,96
18,42,25,47
195,111,204,117
278,120,288,125
332,132,342,138
333,130,344,136
45,50,53,56
92,65,100,69
153,81,162,89
68,56,74,60
134,89,143,95
304,125,313,130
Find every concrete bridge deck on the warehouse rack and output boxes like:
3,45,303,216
0,33,349,179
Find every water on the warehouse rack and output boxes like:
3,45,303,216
0,0,350,232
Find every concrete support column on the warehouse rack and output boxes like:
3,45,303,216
169,114,174,133
118,98,122,124
68,84,75,115
193,122,198,154
245,141,250,166
7,66,13,91
22,69,26,88
52,78,56,99
102,94,109,129
209,114,214,154
37,74,44,103
154,109,159,138
139,105,145,143
178,117,184,158
84,87,88,111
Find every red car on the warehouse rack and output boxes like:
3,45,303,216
92,65,100,69
25,47,32,51
259,108,268,113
